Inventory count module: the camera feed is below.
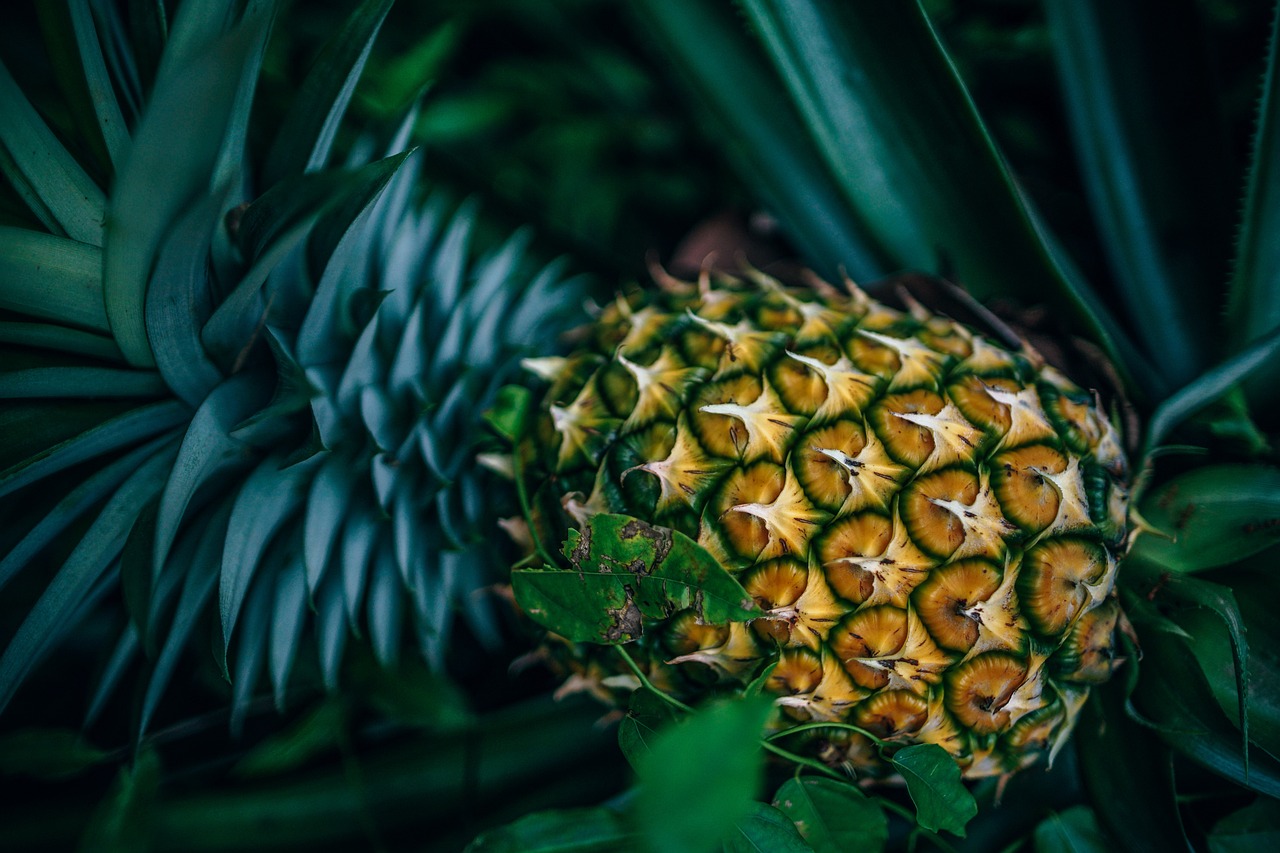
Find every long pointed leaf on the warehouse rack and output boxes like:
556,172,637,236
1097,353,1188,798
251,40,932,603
0,322,121,361
262,0,394,184
1227,5,1280,395
0,366,165,399
0,59,105,245
0,227,107,332
1045,0,1224,384
0,441,175,714
737,0,1143,390
67,0,131,169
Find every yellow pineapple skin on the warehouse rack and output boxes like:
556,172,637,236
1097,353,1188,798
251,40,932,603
520,270,1129,779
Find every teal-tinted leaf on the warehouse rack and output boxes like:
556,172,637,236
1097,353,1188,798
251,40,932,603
315,573,347,690
66,0,130,168
512,514,760,644
262,0,394,184
84,622,139,728
1226,6,1280,377
367,543,403,667
0,728,107,779
1144,325,1280,459
219,453,316,654
0,434,165,592
465,808,635,853
1131,466,1280,571
139,502,225,737
154,373,265,575
233,701,344,779
0,366,165,399
1034,806,1110,853
146,190,227,406
303,454,353,594
80,749,160,853
0,228,107,332
270,559,308,710
635,696,774,853
890,743,978,837
1076,681,1188,852
629,0,883,279
771,777,887,853
0,441,175,714
341,506,377,628
0,322,121,361
230,572,273,735
723,801,810,853
1044,0,1224,384
209,0,273,193
90,0,142,121
1209,797,1280,853
617,688,677,770
735,0,1136,384
0,60,105,245
104,17,267,367
295,154,413,368
484,385,531,444
119,497,161,643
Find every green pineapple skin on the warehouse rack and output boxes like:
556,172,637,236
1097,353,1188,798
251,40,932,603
520,270,1129,779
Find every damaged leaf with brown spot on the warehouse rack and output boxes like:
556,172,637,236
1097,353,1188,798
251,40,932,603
511,513,760,644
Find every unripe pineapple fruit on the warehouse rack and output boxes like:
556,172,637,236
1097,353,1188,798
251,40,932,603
517,268,1129,779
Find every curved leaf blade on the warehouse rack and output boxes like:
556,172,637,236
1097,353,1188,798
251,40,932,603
890,743,978,837
0,227,107,332
772,777,887,853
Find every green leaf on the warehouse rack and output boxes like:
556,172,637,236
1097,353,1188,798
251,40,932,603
0,228,108,332
1076,682,1188,852
303,454,355,594
512,514,760,644
484,384,532,444
635,696,774,853
735,0,1140,389
1131,466,1280,572
66,0,131,169
629,0,884,279
0,59,106,245
1209,797,1280,853
0,322,121,361
617,688,677,770
465,808,636,853
351,656,471,730
103,16,268,367
890,743,978,837
269,559,308,710
771,777,887,853
262,0,395,184
723,801,811,853
0,366,166,399
1134,629,1280,796
1044,0,1224,384
0,728,107,779
80,749,160,852
1227,5,1280,379
1033,806,1110,853
1143,325,1280,458
0,441,175,714
233,701,345,779
218,453,317,655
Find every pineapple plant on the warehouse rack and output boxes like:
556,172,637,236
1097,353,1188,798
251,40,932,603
1,0,1279,851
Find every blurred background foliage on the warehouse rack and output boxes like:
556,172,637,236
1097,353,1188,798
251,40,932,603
2,0,1279,850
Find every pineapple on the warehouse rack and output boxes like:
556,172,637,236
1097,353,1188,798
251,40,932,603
517,267,1128,778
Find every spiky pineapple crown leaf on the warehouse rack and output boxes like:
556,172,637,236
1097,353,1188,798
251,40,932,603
0,0,587,732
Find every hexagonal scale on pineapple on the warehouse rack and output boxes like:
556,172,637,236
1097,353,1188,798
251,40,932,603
944,651,1031,735
853,689,929,740
621,414,728,514
851,328,950,389
912,558,1002,652
794,420,909,515
1018,538,1115,637
780,348,880,424
902,468,1017,560
1052,597,1120,684
697,377,806,463
769,646,866,721
819,511,935,609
